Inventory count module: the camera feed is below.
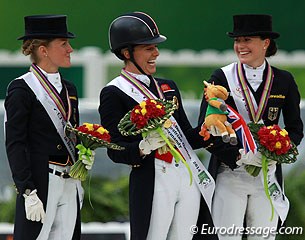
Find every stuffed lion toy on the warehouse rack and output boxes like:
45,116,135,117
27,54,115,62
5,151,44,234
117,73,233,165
199,81,237,145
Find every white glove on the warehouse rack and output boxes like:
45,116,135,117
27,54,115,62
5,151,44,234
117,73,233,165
158,135,176,155
139,130,167,155
23,189,45,223
208,121,233,137
208,125,222,136
80,150,95,170
237,149,277,167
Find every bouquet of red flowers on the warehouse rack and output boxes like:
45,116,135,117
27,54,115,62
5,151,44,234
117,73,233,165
118,98,177,135
118,98,193,184
246,123,298,176
246,123,298,219
66,123,124,181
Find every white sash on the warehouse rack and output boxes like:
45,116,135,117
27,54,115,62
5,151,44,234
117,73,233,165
22,72,76,162
222,63,289,224
222,63,255,124
261,165,289,224
108,76,215,210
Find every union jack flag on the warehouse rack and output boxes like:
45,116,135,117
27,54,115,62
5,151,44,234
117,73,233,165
226,105,257,154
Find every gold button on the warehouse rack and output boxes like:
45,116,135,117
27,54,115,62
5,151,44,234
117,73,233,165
57,144,62,150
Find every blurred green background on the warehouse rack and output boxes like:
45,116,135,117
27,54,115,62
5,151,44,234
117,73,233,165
1,1,304,239
1,0,305,99
1,0,305,52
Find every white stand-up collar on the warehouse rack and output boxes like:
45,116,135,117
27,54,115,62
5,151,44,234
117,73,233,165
127,71,150,87
244,62,265,91
37,66,62,92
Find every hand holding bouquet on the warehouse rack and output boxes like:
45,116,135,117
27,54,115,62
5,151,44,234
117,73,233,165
237,150,277,177
242,123,298,220
118,98,193,184
245,123,298,176
66,123,124,181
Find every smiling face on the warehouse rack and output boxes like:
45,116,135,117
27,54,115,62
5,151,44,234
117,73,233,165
233,36,270,68
124,44,159,75
38,38,73,73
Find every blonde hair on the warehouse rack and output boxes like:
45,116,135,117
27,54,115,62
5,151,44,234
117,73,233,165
21,39,53,63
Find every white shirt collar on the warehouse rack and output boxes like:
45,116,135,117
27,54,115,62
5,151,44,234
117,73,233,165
244,62,265,91
244,61,266,71
37,66,62,92
127,71,150,86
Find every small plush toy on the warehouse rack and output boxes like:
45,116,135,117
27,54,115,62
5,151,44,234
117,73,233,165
199,81,237,145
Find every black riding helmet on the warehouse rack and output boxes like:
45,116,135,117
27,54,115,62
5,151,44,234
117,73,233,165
109,12,166,74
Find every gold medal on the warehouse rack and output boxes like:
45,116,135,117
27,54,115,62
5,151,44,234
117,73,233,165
163,119,172,128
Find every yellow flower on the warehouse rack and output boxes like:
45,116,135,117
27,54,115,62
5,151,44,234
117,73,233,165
275,141,282,149
150,100,157,104
280,129,288,137
84,123,94,131
135,109,140,114
270,130,277,136
141,108,147,115
156,104,162,109
140,101,147,108
97,127,108,135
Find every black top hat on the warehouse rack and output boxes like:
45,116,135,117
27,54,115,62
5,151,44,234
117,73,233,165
227,14,280,39
18,15,75,40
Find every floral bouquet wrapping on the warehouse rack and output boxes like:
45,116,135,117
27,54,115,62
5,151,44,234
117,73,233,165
118,98,193,184
246,123,298,176
66,123,125,181
246,123,298,219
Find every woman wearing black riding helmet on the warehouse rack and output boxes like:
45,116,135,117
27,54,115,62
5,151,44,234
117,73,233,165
99,11,225,240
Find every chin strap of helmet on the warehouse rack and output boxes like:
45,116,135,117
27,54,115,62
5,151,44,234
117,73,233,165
127,46,153,81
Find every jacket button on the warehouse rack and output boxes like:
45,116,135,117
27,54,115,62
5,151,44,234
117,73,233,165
57,144,62,150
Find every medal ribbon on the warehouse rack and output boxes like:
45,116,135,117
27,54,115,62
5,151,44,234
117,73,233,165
108,74,215,209
236,62,274,123
121,69,165,99
30,64,70,121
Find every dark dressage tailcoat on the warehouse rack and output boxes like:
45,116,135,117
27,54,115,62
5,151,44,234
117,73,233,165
198,63,304,184
99,76,228,240
5,75,81,240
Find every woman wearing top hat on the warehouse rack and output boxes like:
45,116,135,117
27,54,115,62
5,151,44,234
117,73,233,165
198,14,303,239
5,15,84,240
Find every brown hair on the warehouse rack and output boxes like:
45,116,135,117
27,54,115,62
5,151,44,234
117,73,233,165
21,39,53,63
261,37,278,57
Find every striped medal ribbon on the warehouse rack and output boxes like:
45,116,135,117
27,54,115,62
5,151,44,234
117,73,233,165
30,64,71,121
120,68,165,99
236,62,274,123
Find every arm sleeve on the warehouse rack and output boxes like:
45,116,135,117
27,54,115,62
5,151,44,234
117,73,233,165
282,73,304,145
99,86,145,166
5,80,36,194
